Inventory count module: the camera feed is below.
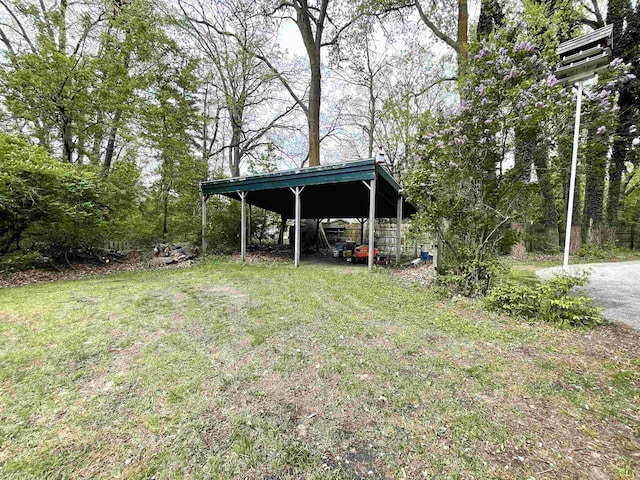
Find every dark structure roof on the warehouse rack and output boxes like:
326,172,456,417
200,159,417,219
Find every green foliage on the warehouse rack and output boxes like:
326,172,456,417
485,271,604,328
432,251,503,297
623,166,640,224
0,250,48,273
206,198,242,252
406,24,562,294
0,134,108,252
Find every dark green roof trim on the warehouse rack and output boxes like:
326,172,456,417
201,159,380,196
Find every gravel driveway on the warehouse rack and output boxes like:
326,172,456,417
536,261,640,330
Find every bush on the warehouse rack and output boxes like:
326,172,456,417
484,271,604,328
0,250,49,273
0,133,108,252
432,254,503,297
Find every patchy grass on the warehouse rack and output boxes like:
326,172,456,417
1,257,639,479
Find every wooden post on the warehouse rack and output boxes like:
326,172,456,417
363,177,377,271
290,187,304,268
396,195,402,263
239,191,247,262
202,193,208,257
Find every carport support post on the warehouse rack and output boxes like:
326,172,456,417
396,195,402,263
239,191,247,262
363,176,377,271
290,187,304,268
201,193,208,257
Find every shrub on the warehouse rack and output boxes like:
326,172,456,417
484,271,604,328
0,250,49,273
0,133,108,252
432,253,503,297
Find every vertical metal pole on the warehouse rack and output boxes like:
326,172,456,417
201,194,207,257
248,204,252,246
368,176,377,271
292,187,303,268
563,81,583,271
396,195,402,263
240,192,247,262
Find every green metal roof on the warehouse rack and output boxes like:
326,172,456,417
200,159,417,219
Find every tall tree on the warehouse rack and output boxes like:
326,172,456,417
605,0,638,239
0,0,107,162
142,57,201,240
264,0,362,166
178,0,296,177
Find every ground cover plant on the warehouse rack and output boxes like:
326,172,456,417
1,258,639,479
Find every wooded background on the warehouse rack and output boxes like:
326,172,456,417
0,0,638,273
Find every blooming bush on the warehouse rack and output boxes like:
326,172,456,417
406,23,630,295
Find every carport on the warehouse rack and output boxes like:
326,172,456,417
199,159,417,270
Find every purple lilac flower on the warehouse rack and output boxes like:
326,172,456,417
548,75,558,87
499,47,508,56
484,119,492,125
454,137,465,145
481,97,489,105
437,140,445,148
515,41,534,52
610,58,623,67
476,47,490,59
597,126,606,135
503,68,517,81
476,84,485,95
458,100,472,113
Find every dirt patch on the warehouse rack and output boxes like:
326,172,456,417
0,259,196,289
78,341,143,398
471,322,640,478
391,262,435,287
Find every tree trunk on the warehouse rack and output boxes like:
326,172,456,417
59,107,74,163
162,189,169,240
582,126,607,245
102,110,122,176
533,147,559,249
457,0,468,65
58,0,67,54
229,129,241,177
606,87,633,238
307,53,321,167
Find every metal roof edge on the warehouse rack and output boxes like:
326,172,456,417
201,159,376,187
201,159,378,195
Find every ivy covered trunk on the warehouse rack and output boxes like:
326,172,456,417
533,145,559,249
582,125,608,245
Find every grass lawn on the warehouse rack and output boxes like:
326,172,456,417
1,258,639,479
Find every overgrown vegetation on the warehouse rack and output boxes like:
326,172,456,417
485,271,604,328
